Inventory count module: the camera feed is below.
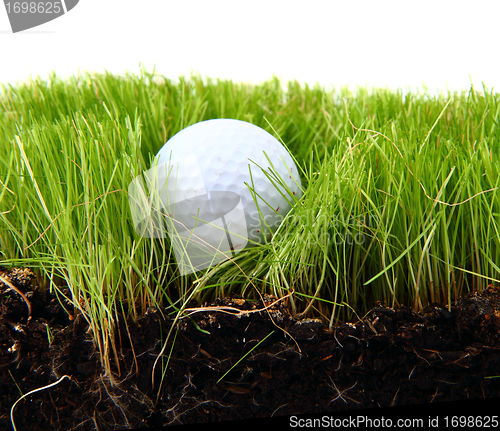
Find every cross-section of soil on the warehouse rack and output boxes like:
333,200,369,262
1,266,500,430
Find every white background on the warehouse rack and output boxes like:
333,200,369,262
1,0,499,94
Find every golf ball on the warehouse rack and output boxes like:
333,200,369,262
151,119,302,272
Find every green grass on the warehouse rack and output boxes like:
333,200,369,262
1,70,499,381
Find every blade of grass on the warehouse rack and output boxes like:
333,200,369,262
216,330,274,384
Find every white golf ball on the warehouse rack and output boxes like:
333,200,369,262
151,119,302,273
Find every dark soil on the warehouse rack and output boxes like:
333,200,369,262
1,266,500,430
